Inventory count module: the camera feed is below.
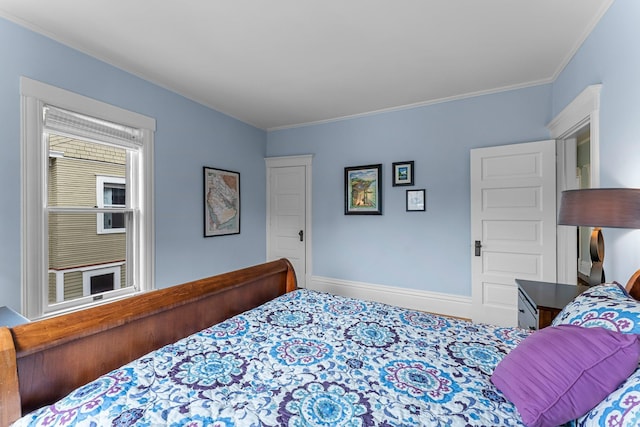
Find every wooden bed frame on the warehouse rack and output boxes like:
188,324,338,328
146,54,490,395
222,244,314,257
0,259,296,426
1,260,638,426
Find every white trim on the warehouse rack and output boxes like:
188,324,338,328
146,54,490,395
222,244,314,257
44,287,138,319
547,84,601,187
548,1,614,82
556,136,578,285
20,77,156,131
268,80,553,131
21,92,47,318
21,77,155,320
265,154,313,167
265,155,313,288
309,276,472,320
548,84,601,285
55,271,64,303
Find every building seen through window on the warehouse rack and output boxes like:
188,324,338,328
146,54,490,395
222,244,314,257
48,134,128,302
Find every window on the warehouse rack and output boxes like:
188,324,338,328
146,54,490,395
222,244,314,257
97,176,126,234
21,77,155,319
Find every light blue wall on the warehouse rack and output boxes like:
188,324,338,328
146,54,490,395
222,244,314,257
552,0,640,284
0,17,267,313
267,86,553,296
3,0,637,313
268,0,640,294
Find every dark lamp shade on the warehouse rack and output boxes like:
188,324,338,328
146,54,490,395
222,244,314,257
558,189,640,229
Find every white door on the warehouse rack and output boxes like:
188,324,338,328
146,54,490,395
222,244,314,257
266,156,312,288
470,140,557,326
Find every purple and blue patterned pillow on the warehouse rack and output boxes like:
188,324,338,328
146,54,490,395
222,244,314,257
576,365,640,426
491,324,640,427
550,283,640,426
551,283,640,334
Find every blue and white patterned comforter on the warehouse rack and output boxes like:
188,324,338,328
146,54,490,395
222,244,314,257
14,290,530,426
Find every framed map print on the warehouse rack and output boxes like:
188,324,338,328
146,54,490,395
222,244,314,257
203,166,240,237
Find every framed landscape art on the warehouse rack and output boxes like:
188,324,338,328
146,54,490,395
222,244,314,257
344,164,382,215
203,166,240,237
392,161,414,186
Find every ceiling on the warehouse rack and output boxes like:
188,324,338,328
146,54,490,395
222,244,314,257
0,1,613,130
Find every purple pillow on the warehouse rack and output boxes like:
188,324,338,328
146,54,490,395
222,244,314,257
491,324,640,427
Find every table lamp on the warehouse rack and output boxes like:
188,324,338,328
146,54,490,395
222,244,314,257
558,188,640,286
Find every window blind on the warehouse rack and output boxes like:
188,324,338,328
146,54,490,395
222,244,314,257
43,105,143,148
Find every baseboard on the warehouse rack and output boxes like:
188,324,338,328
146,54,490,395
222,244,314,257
308,275,472,320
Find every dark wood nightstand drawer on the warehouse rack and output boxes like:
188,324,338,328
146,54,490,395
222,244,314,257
518,288,538,331
515,279,588,330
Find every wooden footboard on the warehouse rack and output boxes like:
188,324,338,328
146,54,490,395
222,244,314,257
0,259,296,425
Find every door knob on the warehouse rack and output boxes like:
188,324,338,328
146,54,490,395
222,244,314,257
299,230,304,242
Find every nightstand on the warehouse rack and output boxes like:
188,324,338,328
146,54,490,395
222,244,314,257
515,279,589,330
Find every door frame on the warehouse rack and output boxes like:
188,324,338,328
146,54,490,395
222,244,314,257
547,84,601,284
265,154,313,288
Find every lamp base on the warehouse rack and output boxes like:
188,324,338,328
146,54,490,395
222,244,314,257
588,227,605,286
588,261,605,287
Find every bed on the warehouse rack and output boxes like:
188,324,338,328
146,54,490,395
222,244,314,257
2,260,640,427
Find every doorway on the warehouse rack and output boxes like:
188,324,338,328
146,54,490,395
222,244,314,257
265,155,313,288
548,84,601,285
575,126,593,285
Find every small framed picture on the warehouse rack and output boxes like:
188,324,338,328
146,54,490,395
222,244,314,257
392,161,414,186
344,164,382,215
406,189,426,212
203,166,240,237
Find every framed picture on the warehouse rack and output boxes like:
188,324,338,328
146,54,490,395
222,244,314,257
344,164,382,215
392,161,414,186
203,166,240,237
406,189,426,211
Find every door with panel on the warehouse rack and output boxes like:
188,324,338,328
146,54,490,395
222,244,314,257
266,156,311,288
470,140,557,326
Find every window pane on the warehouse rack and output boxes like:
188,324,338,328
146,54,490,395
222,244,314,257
109,186,126,205
48,134,126,208
104,212,125,229
48,212,130,304
90,273,115,294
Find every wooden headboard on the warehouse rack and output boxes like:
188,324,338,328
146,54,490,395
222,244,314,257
0,259,296,425
626,268,640,301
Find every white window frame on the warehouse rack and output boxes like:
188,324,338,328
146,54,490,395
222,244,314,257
97,175,126,234
21,77,155,320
